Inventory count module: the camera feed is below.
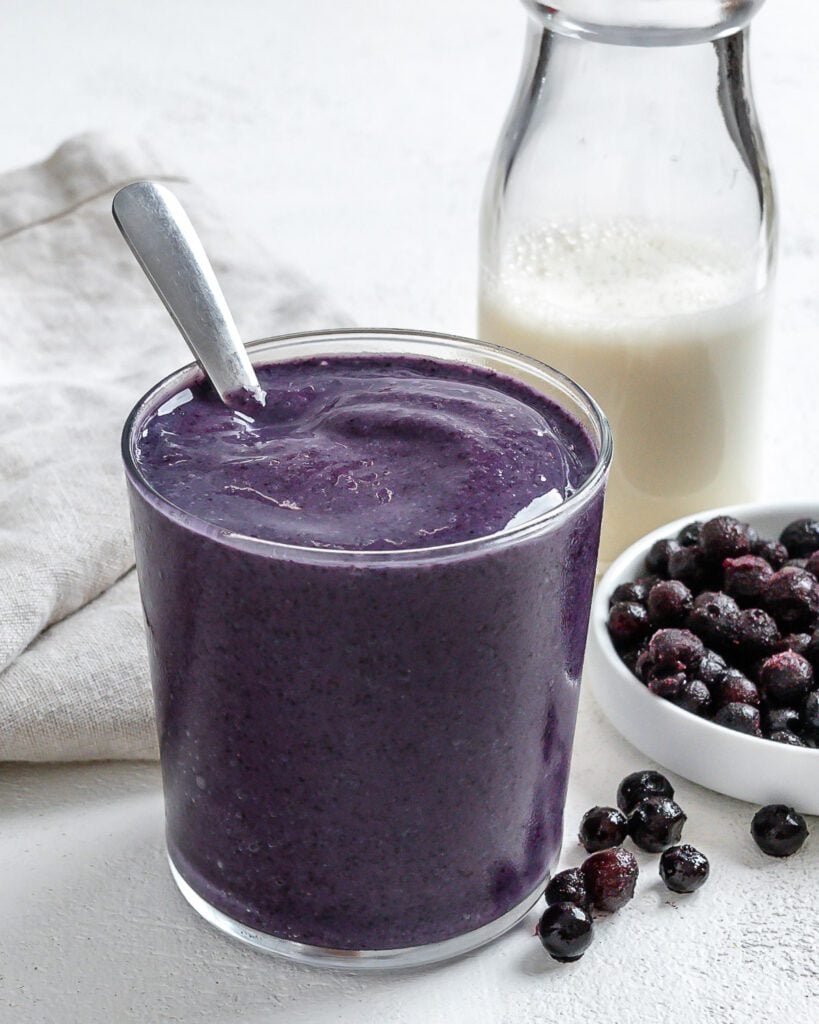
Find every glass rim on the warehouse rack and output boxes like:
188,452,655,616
121,328,612,565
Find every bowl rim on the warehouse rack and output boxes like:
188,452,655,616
592,499,819,760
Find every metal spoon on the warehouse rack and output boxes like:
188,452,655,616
112,180,265,408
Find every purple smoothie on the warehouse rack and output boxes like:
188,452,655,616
126,350,605,952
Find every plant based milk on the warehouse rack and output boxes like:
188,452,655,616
479,221,769,563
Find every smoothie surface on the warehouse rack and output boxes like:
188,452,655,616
134,355,596,550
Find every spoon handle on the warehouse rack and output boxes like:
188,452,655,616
112,181,264,406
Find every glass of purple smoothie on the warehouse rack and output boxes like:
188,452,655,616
122,328,611,969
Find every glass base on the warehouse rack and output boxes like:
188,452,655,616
169,858,544,971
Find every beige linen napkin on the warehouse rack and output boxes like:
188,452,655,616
0,133,347,761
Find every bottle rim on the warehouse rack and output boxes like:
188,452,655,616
520,0,767,46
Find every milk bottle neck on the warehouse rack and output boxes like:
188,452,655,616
488,18,775,295
520,0,768,47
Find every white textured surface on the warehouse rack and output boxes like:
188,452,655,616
1,1,818,1020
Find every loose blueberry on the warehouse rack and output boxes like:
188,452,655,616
780,518,819,558
616,770,675,814
700,516,756,565
582,847,639,913
659,845,710,894
713,701,762,736
647,580,693,627
628,796,687,853
544,868,590,909
758,651,814,707
537,902,594,962
578,806,629,853
608,602,650,649
805,551,819,579
750,804,809,857
723,555,774,606
765,567,819,633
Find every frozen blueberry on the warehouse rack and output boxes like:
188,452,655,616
671,679,711,715
610,580,650,606
734,608,780,657
647,672,686,701
646,539,681,578
802,691,819,738
751,804,809,857
649,675,710,715
581,847,639,913
659,845,710,894
578,807,629,853
765,706,801,734
710,668,760,709
537,902,594,962
806,551,819,579
636,629,705,679
758,651,814,707
667,545,711,590
628,796,687,853
700,516,756,565
617,770,675,814
713,701,762,736
723,555,774,606
807,630,819,670
608,602,650,648
647,580,693,627
619,645,646,676
687,591,740,651
693,648,729,688
544,868,590,909
753,540,786,573
774,633,812,657
780,518,819,558
754,538,789,569
785,559,809,571
677,521,703,548
765,567,819,632
770,730,806,746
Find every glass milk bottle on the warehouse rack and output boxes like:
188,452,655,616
479,0,776,564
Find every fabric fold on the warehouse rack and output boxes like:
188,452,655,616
0,132,348,760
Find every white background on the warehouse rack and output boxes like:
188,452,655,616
2,1,818,1021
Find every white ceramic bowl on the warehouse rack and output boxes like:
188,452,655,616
587,501,819,814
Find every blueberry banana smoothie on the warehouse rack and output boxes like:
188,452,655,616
124,332,609,962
